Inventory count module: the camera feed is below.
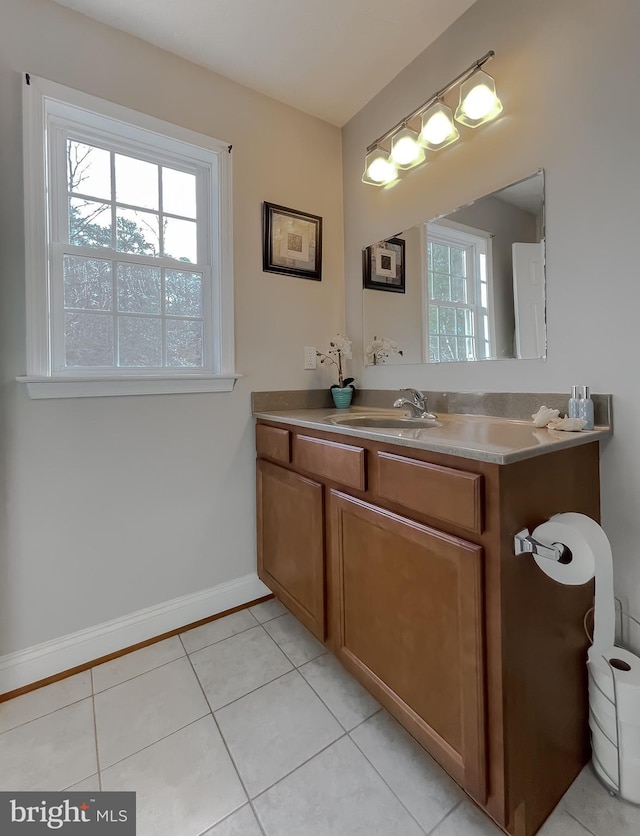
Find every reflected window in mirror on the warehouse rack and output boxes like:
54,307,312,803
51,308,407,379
362,170,545,366
426,222,492,362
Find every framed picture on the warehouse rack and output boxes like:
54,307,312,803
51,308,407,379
262,202,322,280
363,237,405,293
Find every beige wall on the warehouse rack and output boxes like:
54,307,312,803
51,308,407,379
343,0,640,614
0,0,344,653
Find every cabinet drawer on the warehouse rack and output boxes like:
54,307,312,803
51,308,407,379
256,423,291,464
293,435,366,491
376,451,483,533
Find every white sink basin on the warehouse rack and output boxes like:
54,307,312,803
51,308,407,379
328,414,442,430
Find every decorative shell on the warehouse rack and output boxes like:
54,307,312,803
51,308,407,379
532,406,560,427
547,416,587,432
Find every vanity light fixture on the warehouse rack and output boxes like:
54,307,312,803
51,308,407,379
361,50,502,186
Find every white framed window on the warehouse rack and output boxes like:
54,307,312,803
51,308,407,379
20,75,239,398
423,220,494,363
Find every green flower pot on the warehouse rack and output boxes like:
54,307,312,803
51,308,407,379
331,387,353,409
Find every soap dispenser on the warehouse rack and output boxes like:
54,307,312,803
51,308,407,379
568,385,594,430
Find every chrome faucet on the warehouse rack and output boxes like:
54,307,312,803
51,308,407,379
393,388,437,419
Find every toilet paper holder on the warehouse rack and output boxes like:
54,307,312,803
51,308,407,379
514,528,573,564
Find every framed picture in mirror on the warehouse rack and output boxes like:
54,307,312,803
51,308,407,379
262,202,322,280
363,237,405,292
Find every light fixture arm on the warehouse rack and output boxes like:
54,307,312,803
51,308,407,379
366,50,495,153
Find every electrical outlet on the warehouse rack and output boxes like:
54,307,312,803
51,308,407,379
304,346,317,370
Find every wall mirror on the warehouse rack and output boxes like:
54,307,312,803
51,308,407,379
363,170,545,365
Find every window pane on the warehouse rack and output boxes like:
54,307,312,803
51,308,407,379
115,154,158,210
429,336,439,362
432,244,449,274
427,243,433,271
65,312,113,366
432,272,450,301
440,335,456,362
163,217,197,263
450,247,466,277
116,208,160,256
67,141,111,200
456,309,474,336
117,264,161,314
439,307,455,335
465,309,475,335
460,337,476,360
69,198,111,248
64,256,112,311
118,316,162,367
162,168,196,218
451,276,466,303
165,270,203,317
428,306,438,333
167,320,203,367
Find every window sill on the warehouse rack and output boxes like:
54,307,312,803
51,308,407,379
17,374,242,399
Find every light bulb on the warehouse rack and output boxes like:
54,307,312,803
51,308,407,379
461,83,497,120
420,102,459,151
455,69,503,127
390,126,425,169
367,156,395,183
391,136,420,166
422,111,454,145
362,146,397,185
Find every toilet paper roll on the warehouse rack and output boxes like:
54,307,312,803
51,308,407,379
588,645,640,723
531,512,615,651
588,644,640,803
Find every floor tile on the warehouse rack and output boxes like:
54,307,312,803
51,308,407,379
216,670,343,797
94,656,209,768
249,598,288,623
538,806,594,835
66,774,101,792
0,672,91,733
431,800,503,835
299,654,380,730
350,710,463,832
254,736,424,836
203,804,263,836
0,698,97,791
101,716,246,836
562,764,640,835
190,626,292,711
181,610,257,654
263,613,326,667
91,636,185,693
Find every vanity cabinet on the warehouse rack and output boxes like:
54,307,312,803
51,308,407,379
330,491,486,800
255,419,601,836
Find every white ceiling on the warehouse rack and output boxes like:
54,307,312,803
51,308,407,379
51,0,477,126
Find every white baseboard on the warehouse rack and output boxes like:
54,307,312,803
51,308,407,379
0,574,271,695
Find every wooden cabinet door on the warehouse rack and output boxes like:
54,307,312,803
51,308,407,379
257,459,325,640
329,490,486,800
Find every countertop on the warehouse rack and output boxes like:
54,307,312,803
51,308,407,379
253,406,612,465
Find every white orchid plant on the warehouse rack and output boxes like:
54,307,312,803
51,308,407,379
365,335,404,365
317,335,355,390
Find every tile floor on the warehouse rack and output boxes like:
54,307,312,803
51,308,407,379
1,598,637,836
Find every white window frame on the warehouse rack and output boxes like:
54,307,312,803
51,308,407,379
19,75,239,398
423,219,495,363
